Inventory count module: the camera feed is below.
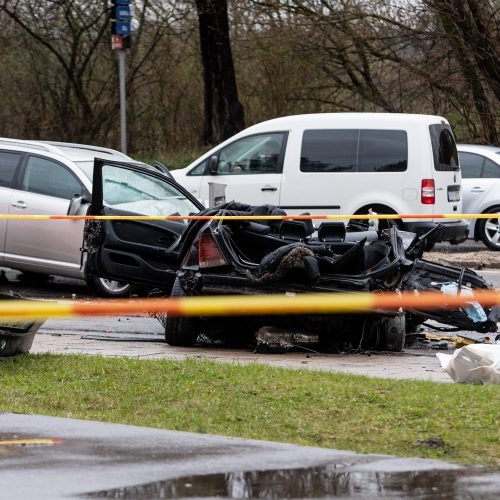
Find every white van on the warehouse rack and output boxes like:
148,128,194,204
172,113,468,243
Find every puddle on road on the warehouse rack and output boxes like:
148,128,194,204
87,463,497,498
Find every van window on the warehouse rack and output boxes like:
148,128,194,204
300,130,357,172
429,124,459,171
300,129,407,172
187,159,207,176
189,133,287,176
358,130,407,172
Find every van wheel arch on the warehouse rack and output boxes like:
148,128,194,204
353,204,402,231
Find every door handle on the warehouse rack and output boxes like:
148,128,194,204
11,201,27,209
470,187,485,193
261,186,277,192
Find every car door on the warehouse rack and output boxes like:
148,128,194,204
87,159,204,289
460,152,499,214
195,132,287,206
4,154,89,276
0,150,25,265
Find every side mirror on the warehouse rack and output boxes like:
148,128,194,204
209,155,219,175
67,194,88,216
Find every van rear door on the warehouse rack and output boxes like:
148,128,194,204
428,123,462,221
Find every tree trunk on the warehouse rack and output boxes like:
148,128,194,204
195,0,245,145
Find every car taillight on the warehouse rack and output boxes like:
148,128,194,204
199,233,228,269
421,179,435,204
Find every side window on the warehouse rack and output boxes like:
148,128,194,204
358,130,407,172
458,152,484,178
22,156,83,200
300,130,357,172
188,159,207,176
216,133,286,175
0,151,22,188
482,158,500,178
429,124,459,171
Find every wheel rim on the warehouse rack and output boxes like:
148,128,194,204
483,217,500,248
97,278,130,293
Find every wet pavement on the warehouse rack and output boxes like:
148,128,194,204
1,413,499,499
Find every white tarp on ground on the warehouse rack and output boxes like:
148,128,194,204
437,344,500,383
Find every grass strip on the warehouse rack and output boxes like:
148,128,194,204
1,354,498,466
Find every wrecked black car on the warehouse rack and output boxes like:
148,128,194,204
85,159,498,352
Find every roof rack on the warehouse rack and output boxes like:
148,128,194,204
0,138,56,153
35,141,130,159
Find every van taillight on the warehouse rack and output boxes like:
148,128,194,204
199,233,228,269
421,179,435,204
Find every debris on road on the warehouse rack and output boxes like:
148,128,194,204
437,344,500,383
0,293,45,357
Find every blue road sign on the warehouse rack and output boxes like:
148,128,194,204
113,21,131,36
113,5,131,19
114,0,130,5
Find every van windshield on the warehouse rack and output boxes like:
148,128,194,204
429,124,459,171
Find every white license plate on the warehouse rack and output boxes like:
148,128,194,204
448,190,460,202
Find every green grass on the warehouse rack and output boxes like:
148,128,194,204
1,354,498,466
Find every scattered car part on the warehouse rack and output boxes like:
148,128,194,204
0,294,45,356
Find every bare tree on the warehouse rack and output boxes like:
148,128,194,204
194,0,245,144
425,0,499,143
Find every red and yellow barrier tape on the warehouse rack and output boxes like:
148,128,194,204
0,213,497,221
1,290,499,321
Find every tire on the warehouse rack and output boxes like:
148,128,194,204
164,278,199,347
0,334,35,356
478,208,500,251
89,276,134,298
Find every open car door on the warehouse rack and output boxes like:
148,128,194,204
85,159,205,290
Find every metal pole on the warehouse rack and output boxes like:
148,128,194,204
118,49,127,155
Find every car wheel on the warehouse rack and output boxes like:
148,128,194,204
89,276,134,298
478,208,500,251
0,334,34,356
165,278,199,347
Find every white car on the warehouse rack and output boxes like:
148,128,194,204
0,138,169,295
458,144,500,250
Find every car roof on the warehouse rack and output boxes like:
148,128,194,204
241,112,449,134
0,137,132,162
457,144,500,156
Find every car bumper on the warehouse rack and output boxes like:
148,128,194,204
403,220,468,244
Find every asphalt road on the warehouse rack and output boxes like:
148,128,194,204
1,413,499,499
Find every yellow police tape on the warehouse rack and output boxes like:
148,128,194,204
0,213,497,221
1,290,499,321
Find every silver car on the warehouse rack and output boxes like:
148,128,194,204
458,144,500,250
0,138,164,296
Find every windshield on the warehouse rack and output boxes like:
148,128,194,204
102,164,200,221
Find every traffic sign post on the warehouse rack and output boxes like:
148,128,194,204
110,0,132,155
